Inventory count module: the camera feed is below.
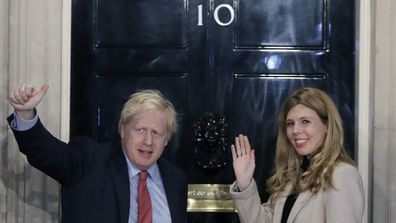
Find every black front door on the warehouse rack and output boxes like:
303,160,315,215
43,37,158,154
71,0,355,222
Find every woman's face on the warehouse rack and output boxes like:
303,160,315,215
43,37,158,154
286,104,328,157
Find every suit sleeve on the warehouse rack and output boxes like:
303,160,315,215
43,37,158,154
325,163,365,223
230,179,274,223
7,114,97,185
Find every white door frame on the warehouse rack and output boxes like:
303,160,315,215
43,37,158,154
61,1,373,222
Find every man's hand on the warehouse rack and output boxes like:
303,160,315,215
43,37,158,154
9,84,49,120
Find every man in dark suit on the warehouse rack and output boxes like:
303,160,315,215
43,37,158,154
8,84,188,223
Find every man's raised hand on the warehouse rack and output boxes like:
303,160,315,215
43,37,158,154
9,84,49,120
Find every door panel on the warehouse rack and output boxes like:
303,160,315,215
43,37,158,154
237,0,325,48
97,0,186,46
72,0,355,222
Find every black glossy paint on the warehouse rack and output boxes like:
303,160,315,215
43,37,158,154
71,0,355,222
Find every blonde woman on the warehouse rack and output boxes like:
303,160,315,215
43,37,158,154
230,87,364,223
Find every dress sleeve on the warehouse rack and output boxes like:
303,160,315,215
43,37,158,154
230,179,274,223
325,163,365,223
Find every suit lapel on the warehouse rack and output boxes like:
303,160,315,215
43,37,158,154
272,184,314,223
287,189,313,223
158,159,179,223
273,184,293,223
110,146,130,223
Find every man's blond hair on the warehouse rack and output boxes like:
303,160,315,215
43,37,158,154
118,89,177,141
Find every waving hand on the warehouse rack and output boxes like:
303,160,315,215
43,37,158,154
231,134,255,191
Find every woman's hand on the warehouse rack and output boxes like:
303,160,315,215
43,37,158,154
231,134,255,191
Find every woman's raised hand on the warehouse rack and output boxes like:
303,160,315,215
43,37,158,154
231,134,255,191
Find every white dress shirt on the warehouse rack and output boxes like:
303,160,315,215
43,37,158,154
124,151,172,223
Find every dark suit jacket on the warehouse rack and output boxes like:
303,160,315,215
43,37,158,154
8,115,188,223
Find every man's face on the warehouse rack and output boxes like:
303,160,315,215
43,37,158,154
120,109,168,170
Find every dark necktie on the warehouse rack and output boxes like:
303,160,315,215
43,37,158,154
138,170,152,223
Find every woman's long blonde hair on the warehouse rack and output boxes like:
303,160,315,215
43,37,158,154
266,87,354,199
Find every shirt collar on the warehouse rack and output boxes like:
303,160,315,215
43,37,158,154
123,151,162,185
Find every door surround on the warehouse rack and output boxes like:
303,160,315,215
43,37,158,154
61,1,373,222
